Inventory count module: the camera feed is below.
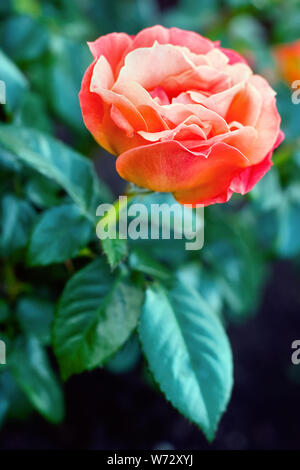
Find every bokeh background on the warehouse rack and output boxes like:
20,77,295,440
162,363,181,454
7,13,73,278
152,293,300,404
1,0,300,450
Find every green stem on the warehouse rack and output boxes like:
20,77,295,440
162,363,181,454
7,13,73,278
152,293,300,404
98,193,134,233
97,186,154,236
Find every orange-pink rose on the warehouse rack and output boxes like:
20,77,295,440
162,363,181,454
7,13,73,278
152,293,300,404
79,25,283,206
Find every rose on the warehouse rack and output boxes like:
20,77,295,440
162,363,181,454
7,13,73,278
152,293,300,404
80,25,283,206
274,39,300,85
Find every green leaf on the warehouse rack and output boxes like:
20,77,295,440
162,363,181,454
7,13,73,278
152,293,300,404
250,168,282,212
0,389,9,428
14,92,53,134
131,192,199,236
164,0,217,31
24,173,61,209
96,193,129,268
28,203,93,266
16,297,54,345
127,192,200,267
0,125,112,220
276,184,300,258
0,146,22,174
12,0,41,16
129,247,172,282
0,371,10,427
139,281,233,441
228,14,266,49
1,15,48,63
53,259,144,380
106,335,140,374
275,83,300,141
204,209,264,318
273,6,300,43
0,193,36,255
101,236,128,269
87,0,158,35
9,336,65,423
0,49,28,112
176,263,223,316
0,300,10,324
0,370,32,423
48,36,91,131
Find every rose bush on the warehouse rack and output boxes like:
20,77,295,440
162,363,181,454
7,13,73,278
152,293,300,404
80,25,283,206
274,39,300,85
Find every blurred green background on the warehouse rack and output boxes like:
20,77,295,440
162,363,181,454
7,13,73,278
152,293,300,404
0,0,300,450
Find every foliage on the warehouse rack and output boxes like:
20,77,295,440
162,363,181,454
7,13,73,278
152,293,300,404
0,0,299,441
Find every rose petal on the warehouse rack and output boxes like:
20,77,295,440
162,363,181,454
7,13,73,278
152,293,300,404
230,129,285,194
116,140,248,196
90,63,147,132
162,64,230,95
90,55,114,90
80,61,145,154
226,62,252,85
110,105,134,137
138,116,207,142
79,61,110,151
187,126,258,159
180,188,234,207
206,48,229,69
132,25,214,54
87,32,132,74
115,42,193,91
226,82,262,128
243,75,281,164
220,47,248,65
189,82,245,117
161,103,229,135
149,87,170,105
112,80,169,132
